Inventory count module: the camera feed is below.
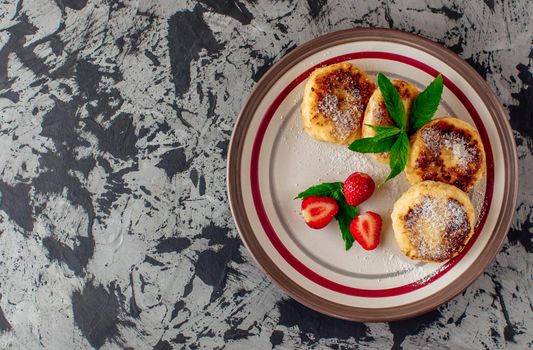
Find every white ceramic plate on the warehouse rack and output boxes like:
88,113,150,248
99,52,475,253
227,29,517,321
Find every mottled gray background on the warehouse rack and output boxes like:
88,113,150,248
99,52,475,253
0,0,531,349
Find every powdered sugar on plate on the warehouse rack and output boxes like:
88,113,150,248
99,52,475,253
470,175,487,225
412,264,446,286
283,115,390,183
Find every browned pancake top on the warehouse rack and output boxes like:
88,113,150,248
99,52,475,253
403,196,471,262
373,100,392,125
415,120,483,192
311,66,375,138
394,80,418,99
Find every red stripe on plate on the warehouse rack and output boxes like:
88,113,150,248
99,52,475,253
250,51,494,297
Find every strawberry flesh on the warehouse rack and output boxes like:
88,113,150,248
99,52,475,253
349,211,382,250
301,196,339,229
343,172,375,206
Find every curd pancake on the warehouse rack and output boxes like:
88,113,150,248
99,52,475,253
361,80,419,163
405,117,485,192
301,62,376,144
391,181,475,263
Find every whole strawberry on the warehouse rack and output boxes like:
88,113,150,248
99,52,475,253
343,172,375,206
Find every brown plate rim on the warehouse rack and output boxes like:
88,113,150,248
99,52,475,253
226,28,518,322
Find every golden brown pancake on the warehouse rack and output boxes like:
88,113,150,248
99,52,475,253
405,117,485,192
301,62,376,144
391,181,475,263
362,80,419,163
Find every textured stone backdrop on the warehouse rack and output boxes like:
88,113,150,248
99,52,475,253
0,0,531,349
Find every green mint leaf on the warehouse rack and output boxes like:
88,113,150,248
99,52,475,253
365,124,401,135
348,134,398,153
335,198,358,250
377,73,406,130
295,182,343,199
384,132,410,182
410,74,444,132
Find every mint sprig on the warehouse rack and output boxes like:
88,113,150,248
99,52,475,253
410,74,444,131
296,182,358,250
385,132,409,182
377,73,407,129
348,73,443,182
366,124,401,134
348,134,397,153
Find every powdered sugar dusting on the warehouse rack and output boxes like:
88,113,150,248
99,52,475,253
412,264,446,286
285,115,390,181
317,89,363,140
351,247,447,284
422,126,478,167
405,196,470,261
445,137,474,166
470,176,487,225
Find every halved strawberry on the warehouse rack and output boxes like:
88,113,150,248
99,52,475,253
301,196,339,229
343,172,375,206
349,211,382,250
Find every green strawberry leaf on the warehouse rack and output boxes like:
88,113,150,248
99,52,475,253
335,198,358,250
410,74,444,132
384,132,410,182
377,73,406,130
295,182,343,199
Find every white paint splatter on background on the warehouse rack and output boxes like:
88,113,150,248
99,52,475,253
0,0,531,349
